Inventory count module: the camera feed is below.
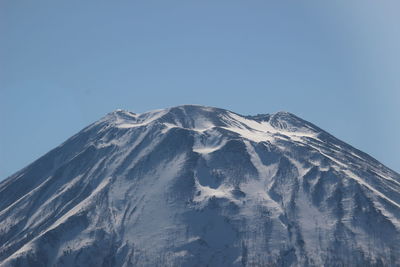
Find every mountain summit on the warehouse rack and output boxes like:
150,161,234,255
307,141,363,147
1,105,399,266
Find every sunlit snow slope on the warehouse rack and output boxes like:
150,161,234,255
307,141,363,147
1,105,400,267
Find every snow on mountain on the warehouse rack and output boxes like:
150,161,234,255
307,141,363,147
0,105,399,266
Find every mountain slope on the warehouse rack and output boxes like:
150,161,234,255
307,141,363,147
1,105,399,267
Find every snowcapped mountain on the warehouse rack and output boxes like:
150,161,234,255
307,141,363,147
1,105,399,267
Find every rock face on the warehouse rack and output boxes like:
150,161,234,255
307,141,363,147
1,105,399,267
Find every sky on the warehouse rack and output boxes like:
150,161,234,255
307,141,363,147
1,0,399,179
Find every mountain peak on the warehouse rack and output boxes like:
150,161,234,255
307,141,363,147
2,105,399,266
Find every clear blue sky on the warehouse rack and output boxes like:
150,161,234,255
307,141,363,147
1,0,399,179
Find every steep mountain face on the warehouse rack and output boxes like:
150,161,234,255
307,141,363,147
1,105,400,267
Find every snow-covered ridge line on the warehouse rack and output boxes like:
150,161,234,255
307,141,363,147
99,106,321,147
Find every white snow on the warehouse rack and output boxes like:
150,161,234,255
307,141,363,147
193,178,235,204
115,109,167,128
219,112,318,144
